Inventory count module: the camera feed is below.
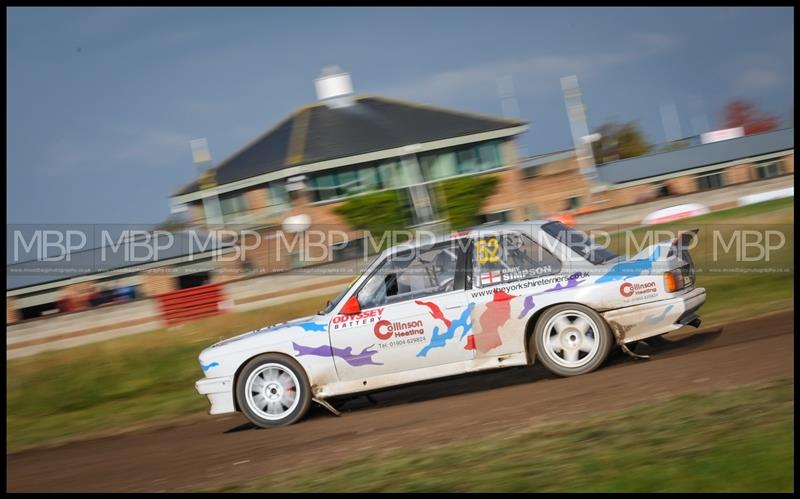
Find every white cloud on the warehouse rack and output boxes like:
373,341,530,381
112,128,194,166
41,139,92,177
736,67,782,93
632,32,682,52
41,126,195,177
380,32,682,103
725,50,789,94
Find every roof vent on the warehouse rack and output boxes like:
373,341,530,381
315,66,355,108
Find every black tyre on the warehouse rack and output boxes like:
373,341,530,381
532,303,613,377
236,353,312,427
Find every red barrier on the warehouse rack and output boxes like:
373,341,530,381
157,283,227,326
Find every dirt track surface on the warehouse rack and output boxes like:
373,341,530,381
7,311,795,492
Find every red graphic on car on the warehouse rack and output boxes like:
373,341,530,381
414,300,452,328
466,290,516,353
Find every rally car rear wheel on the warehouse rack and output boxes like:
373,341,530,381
533,304,613,377
236,353,312,427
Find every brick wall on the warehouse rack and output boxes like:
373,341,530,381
515,156,592,216
481,167,527,220
212,256,244,283
140,270,176,297
7,297,18,324
188,202,204,224
58,281,94,312
727,163,754,184
665,175,697,195
600,184,653,209
783,154,794,173
246,186,269,211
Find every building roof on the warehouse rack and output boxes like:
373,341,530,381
174,95,527,196
596,128,794,185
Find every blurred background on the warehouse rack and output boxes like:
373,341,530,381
6,6,794,493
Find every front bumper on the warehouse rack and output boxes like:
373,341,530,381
195,376,236,415
602,287,707,344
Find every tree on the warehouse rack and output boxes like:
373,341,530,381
721,100,780,135
655,138,691,153
436,175,500,231
590,121,651,163
333,191,413,251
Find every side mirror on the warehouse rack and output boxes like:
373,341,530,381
340,295,361,315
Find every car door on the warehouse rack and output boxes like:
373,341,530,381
466,229,564,358
328,239,473,382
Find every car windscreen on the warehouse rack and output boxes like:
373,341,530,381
318,253,382,315
541,221,618,265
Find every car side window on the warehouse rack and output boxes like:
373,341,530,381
357,243,460,309
472,231,561,288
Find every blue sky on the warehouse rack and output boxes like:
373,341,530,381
7,7,794,224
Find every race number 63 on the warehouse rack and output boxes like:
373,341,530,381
477,238,500,264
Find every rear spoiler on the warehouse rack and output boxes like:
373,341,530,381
674,228,699,248
668,228,699,259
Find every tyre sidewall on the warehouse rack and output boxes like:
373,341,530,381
533,303,613,377
236,353,312,427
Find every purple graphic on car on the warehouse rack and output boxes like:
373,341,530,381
517,295,536,319
544,272,586,292
293,342,383,367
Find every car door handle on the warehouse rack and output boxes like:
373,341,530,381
445,305,462,310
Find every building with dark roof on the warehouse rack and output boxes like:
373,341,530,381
7,67,534,325
169,68,529,229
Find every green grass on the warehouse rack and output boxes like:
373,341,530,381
6,294,336,452
6,198,794,453
219,380,794,492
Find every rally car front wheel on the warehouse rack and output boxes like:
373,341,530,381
532,304,613,377
236,353,312,427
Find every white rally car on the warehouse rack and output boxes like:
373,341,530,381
196,221,706,427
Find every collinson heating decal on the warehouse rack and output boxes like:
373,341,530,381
331,307,384,331
373,319,425,340
619,281,658,300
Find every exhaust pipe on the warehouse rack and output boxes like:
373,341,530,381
689,318,702,328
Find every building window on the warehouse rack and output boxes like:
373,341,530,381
419,150,458,181
306,140,505,202
219,191,249,217
567,196,582,210
477,210,511,224
754,160,783,180
177,271,211,290
309,163,387,202
266,182,290,214
696,169,727,190
377,159,412,190
419,140,503,181
454,140,502,175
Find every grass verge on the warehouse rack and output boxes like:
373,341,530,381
6,294,335,452
218,380,794,492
